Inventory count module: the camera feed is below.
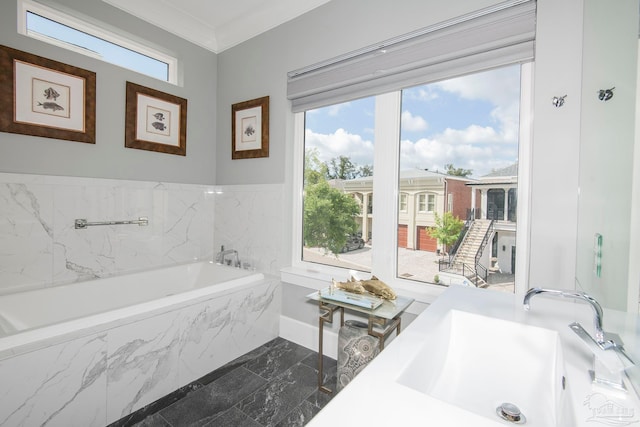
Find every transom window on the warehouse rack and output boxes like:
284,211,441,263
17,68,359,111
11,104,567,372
17,0,178,83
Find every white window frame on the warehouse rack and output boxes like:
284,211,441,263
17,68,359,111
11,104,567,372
428,194,436,213
417,193,435,213
289,64,533,304
17,0,178,84
399,193,408,212
418,194,426,213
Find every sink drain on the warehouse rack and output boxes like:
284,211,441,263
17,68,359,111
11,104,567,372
496,402,526,424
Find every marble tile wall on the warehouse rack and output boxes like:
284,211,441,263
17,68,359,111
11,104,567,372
0,173,215,295
213,184,286,276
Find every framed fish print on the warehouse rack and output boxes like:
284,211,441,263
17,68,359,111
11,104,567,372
0,45,96,143
125,81,187,156
232,96,269,159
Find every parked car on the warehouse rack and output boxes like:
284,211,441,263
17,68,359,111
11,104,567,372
341,234,365,252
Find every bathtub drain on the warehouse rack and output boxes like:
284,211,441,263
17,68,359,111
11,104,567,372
496,402,526,424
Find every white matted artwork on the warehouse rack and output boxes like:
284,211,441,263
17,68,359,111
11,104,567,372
14,61,83,130
136,94,179,146
235,107,260,150
125,81,187,156
232,96,269,159
0,45,96,143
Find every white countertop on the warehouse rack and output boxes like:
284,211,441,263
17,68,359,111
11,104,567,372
307,286,640,427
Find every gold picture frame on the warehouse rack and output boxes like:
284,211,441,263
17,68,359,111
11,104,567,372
0,45,96,144
125,81,187,156
232,96,269,159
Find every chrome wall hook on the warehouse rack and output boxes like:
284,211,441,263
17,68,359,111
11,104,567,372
552,95,567,107
598,87,615,101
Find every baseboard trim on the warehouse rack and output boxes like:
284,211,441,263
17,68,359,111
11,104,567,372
279,315,338,359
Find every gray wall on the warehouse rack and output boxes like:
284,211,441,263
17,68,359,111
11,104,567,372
215,0,584,286
216,0,639,310
0,0,217,185
215,0,500,185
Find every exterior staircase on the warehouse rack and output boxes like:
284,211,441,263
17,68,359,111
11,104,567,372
445,219,494,287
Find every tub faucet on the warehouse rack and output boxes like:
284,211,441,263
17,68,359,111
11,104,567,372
215,246,240,267
524,287,634,390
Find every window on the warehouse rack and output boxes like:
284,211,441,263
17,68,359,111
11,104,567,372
395,65,522,288
301,96,374,271
418,195,426,213
417,194,435,213
17,0,178,83
508,188,517,222
290,1,535,299
487,189,505,220
399,194,408,212
296,64,528,295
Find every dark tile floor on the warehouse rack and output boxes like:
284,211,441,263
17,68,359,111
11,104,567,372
109,338,337,427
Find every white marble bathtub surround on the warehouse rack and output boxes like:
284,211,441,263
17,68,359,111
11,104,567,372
106,309,182,422
214,184,286,275
0,173,216,295
0,333,107,427
178,278,281,386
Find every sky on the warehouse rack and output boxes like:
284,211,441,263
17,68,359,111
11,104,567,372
27,12,169,81
304,64,521,179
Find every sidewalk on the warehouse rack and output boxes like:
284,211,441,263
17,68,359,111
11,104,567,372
302,246,514,293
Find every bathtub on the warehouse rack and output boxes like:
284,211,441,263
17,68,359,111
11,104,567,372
0,262,280,426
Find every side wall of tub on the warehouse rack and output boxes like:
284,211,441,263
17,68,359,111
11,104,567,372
0,276,280,426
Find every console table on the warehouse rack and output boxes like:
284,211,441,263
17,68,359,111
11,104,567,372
307,289,414,393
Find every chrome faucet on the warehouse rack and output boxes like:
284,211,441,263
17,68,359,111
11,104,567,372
524,287,634,391
523,287,605,343
215,246,240,267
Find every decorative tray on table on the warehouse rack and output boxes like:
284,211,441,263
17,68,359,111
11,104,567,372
317,287,383,310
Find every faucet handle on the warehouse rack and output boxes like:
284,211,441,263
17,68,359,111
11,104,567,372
570,322,634,371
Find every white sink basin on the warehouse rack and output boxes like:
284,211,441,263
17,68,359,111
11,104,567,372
397,309,574,426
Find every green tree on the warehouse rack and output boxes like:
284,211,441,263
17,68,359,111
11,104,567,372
427,212,464,251
324,156,373,180
327,156,357,180
358,164,374,177
444,163,473,177
304,148,328,185
303,180,360,254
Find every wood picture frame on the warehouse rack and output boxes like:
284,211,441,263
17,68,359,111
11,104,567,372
125,81,187,156
0,45,96,144
232,96,269,159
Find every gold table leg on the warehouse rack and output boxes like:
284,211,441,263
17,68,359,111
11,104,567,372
316,302,404,393
318,301,343,394
367,315,402,351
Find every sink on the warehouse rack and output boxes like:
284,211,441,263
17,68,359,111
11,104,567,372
397,309,574,426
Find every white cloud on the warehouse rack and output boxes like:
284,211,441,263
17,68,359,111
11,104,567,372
327,102,351,116
305,66,522,178
439,125,500,145
400,130,518,178
396,65,522,176
401,110,428,132
435,66,520,107
305,128,374,167
438,66,521,134
404,86,439,102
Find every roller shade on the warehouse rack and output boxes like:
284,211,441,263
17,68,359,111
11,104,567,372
287,0,536,112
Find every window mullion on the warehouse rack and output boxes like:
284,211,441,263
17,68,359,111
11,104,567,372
371,91,402,281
